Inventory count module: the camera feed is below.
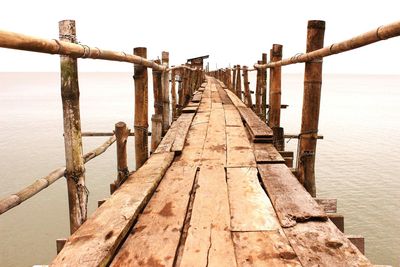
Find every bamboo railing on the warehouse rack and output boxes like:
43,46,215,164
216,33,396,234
208,19,400,197
0,19,205,234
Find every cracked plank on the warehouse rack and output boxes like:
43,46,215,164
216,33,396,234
258,164,327,228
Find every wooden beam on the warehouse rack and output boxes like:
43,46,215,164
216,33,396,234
162,51,170,134
269,44,282,128
133,47,149,169
347,235,365,255
328,213,345,232
59,20,87,234
242,66,252,108
297,20,325,197
314,198,337,213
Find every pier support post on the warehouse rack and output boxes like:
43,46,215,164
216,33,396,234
110,122,129,194
162,51,170,134
261,53,268,121
297,20,325,197
243,66,252,107
235,65,242,100
171,68,177,120
255,61,262,115
151,59,163,153
133,47,149,169
59,20,87,234
269,44,283,128
232,65,237,92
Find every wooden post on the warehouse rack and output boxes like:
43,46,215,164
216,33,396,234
178,69,185,114
297,20,325,197
110,122,129,194
261,53,268,121
235,65,242,100
255,60,262,115
226,68,232,89
269,44,282,128
273,127,285,151
232,65,237,91
161,51,170,134
242,66,252,108
133,47,149,169
151,59,163,153
171,68,177,120
59,20,87,234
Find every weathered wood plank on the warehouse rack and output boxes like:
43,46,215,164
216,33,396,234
51,152,175,267
232,230,301,267
217,87,233,104
227,167,279,231
258,164,327,228
182,106,198,113
237,106,273,138
226,126,256,167
179,167,237,267
253,143,285,163
315,198,337,213
110,164,198,266
225,88,246,107
328,213,345,232
224,104,243,127
153,120,178,154
347,235,365,255
171,113,195,152
192,92,202,103
284,220,372,266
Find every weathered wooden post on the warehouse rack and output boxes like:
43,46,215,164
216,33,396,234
255,60,262,115
232,65,237,91
171,68,177,120
162,51,170,134
243,66,252,107
178,68,185,113
133,47,149,168
261,53,268,121
151,59,163,153
110,122,130,194
269,45,282,127
297,20,325,197
59,20,87,234
226,68,232,89
235,65,242,100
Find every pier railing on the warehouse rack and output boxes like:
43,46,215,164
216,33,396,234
0,20,204,234
209,19,400,197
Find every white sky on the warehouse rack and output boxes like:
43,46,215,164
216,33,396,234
1,0,400,74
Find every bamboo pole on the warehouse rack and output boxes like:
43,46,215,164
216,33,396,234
261,53,268,121
0,135,116,215
58,20,87,234
161,51,170,134
177,69,184,115
243,66,252,108
235,65,242,100
297,20,325,197
171,68,177,119
133,47,149,169
254,20,400,69
151,59,163,153
269,45,283,128
232,65,237,91
110,122,130,194
0,29,166,71
255,60,262,115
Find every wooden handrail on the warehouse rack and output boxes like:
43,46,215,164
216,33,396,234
0,29,166,71
254,20,400,69
0,135,116,215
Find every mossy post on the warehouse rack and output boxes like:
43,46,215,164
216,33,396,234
151,59,163,153
59,20,87,234
161,51,170,134
133,47,149,168
298,20,325,197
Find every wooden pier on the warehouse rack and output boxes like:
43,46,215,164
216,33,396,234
1,18,400,266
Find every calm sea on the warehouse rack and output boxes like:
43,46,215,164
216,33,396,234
0,72,399,266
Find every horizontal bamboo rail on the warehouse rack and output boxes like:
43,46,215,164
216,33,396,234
81,131,151,137
0,135,116,215
254,20,400,69
0,29,166,71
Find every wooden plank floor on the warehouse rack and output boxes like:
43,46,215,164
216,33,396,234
53,77,373,267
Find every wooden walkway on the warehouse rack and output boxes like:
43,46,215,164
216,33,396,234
52,77,372,266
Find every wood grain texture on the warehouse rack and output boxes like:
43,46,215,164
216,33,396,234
227,167,279,231
237,106,273,138
258,164,327,228
179,167,237,267
225,88,246,107
232,230,301,267
226,126,256,167
224,105,243,127
51,152,175,267
171,113,195,152
284,220,372,266
315,198,337,213
253,143,285,163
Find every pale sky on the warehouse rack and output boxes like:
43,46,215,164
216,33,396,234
1,0,400,74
